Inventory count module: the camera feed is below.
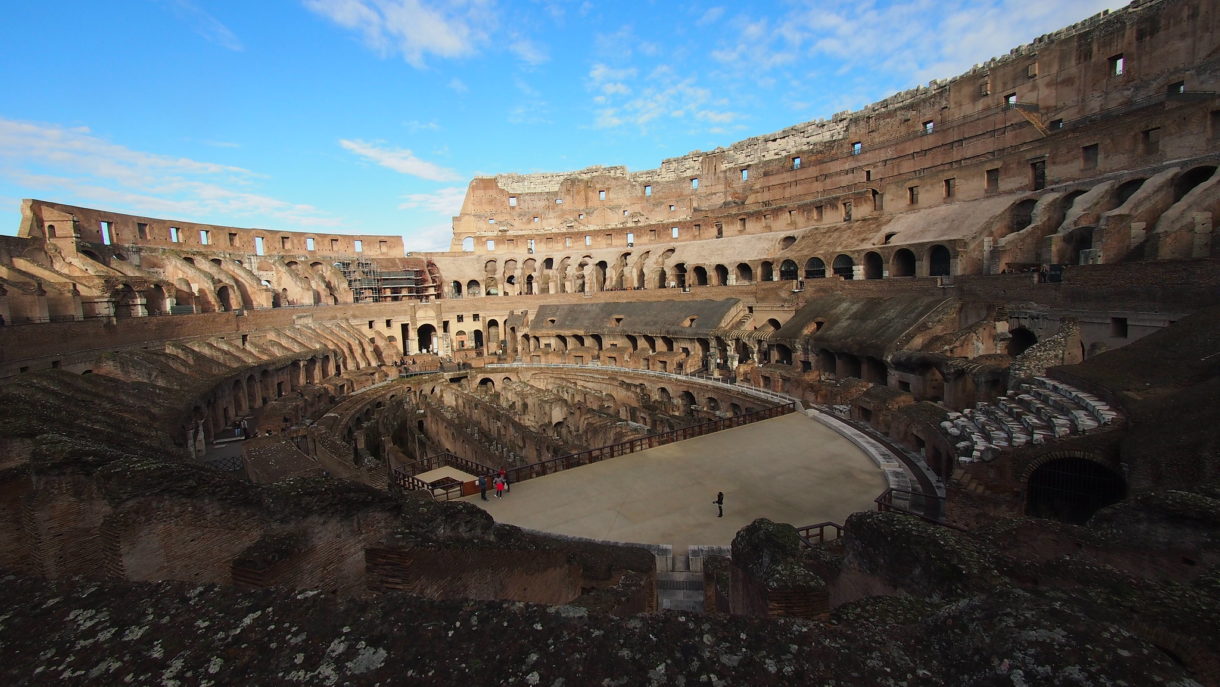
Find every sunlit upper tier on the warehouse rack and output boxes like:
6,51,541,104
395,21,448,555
17,199,404,258
450,0,1217,253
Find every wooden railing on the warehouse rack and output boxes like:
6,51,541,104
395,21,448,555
392,401,797,500
795,521,843,548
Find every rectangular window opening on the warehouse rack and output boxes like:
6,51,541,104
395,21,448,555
584,235,591,246
740,168,749,181
922,120,934,134
598,189,606,200
137,222,149,240
1142,128,1161,154
254,236,265,256
1081,143,1099,170
1109,54,1124,76
865,170,872,181
671,226,679,239
792,156,801,169
228,232,237,247
691,178,699,190
306,237,315,251
851,141,862,155
943,178,956,198
99,221,113,245
1110,317,1128,338
1030,160,1046,191
1168,81,1185,95
486,239,495,250
1004,93,1018,107
908,186,919,204
644,184,652,196
985,168,1000,193
508,196,518,207
281,236,291,249
199,229,209,245
354,239,363,253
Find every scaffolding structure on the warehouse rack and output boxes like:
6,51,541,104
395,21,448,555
334,258,438,303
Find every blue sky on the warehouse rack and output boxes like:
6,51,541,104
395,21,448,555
0,0,1116,250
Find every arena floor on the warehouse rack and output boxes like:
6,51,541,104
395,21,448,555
460,412,886,548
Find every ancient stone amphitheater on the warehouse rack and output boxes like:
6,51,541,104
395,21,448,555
1,0,1218,683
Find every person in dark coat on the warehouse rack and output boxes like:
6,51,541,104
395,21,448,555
714,491,724,517
477,475,488,501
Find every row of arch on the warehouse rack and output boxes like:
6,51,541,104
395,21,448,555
451,243,955,297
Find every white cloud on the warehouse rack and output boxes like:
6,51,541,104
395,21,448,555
587,62,738,132
398,186,466,215
339,139,461,181
0,118,336,227
403,120,441,132
696,6,725,27
509,37,549,66
303,0,495,67
404,221,457,251
715,0,1115,88
448,77,469,93
159,0,244,51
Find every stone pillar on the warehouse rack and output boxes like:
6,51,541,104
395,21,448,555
1192,212,1213,258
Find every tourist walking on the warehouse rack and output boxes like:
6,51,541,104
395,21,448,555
495,477,506,499
499,466,510,492
714,491,724,518
477,475,487,501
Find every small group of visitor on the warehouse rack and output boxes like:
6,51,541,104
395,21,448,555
477,467,511,500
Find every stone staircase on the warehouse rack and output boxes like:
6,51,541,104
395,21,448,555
941,377,1120,464
655,545,729,612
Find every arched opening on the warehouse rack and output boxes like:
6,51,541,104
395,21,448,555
863,251,883,279
478,377,495,392
1007,327,1038,357
215,285,234,312
1026,458,1126,524
838,353,861,378
462,237,475,251
773,343,793,365
780,236,796,250
804,257,825,279
417,324,437,353
735,263,753,283
1173,166,1216,201
705,396,721,412
679,390,697,416
1005,199,1039,237
692,266,709,286
714,264,729,286
928,245,951,276
114,284,140,319
1113,178,1145,207
451,281,462,297
760,261,774,281
473,329,484,349
832,254,854,279
891,249,916,277
145,285,167,316
593,261,608,291
466,280,481,297
1064,226,1095,264
487,319,501,350
779,260,799,280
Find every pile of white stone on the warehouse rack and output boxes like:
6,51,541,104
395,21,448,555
942,377,1120,463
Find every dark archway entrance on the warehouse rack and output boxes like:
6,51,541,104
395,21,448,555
1007,327,1037,357
1026,458,1126,524
417,324,437,354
